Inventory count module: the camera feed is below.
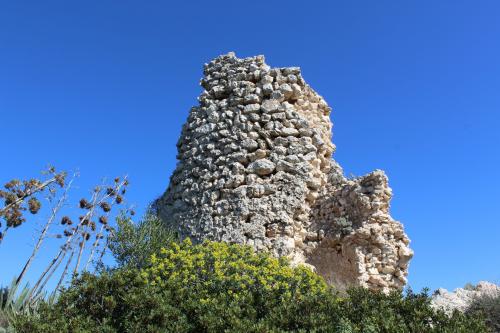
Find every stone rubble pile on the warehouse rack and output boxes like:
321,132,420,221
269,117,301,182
156,52,413,292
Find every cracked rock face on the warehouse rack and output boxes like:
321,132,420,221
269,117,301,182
156,52,413,292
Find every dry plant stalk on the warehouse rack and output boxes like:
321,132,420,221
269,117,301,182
27,176,130,303
1,167,132,306
0,167,66,246
15,173,77,286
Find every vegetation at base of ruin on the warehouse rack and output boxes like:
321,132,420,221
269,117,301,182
11,240,489,333
0,168,492,332
108,212,178,269
467,291,500,333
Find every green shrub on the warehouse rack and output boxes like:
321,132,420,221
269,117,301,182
339,287,488,333
467,293,500,332
1,279,44,333
13,240,489,333
141,239,333,332
108,212,177,269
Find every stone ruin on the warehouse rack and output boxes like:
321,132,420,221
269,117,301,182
156,52,413,292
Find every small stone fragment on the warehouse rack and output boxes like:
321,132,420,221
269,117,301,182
247,159,275,176
261,99,280,113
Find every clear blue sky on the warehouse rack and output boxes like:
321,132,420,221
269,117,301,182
1,1,499,292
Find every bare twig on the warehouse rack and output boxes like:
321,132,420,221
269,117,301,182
31,249,68,304
72,185,102,275
0,178,57,215
31,177,127,297
54,249,75,293
29,186,100,299
16,174,76,286
18,175,128,302
73,239,86,276
76,177,127,274
27,247,66,303
84,224,105,272
96,227,114,271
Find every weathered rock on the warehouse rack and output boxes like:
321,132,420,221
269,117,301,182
431,281,500,314
247,159,275,176
156,52,413,292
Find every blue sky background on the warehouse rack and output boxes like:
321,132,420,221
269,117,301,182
0,1,499,292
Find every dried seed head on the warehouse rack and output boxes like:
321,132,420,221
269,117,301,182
99,216,108,224
64,229,72,237
28,197,41,214
100,202,111,212
115,195,122,204
61,216,72,225
29,179,41,188
106,187,116,196
55,173,66,187
4,193,16,206
79,199,92,209
6,211,25,228
114,177,120,183
79,216,90,225
130,210,136,216
4,180,20,190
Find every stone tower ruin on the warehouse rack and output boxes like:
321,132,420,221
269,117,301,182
156,52,413,292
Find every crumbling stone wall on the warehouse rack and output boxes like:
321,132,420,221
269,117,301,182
156,52,413,292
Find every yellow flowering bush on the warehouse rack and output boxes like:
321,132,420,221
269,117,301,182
139,239,331,331
144,239,326,299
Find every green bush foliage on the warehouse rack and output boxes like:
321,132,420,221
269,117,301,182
13,240,489,333
467,292,500,332
1,280,44,333
108,213,177,269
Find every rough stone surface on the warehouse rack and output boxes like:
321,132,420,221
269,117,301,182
431,281,500,314
156,52,413,292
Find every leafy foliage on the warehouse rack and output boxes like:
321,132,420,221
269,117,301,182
140,239,331,332
108,212,177,268
0,279,47,333
13,240,489,333
338,287,488,333
467,292,500,332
